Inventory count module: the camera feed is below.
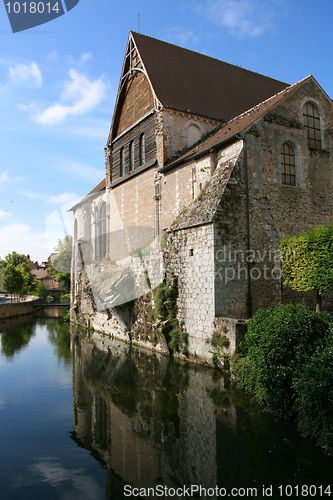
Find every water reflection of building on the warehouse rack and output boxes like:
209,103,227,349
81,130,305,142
70,329,235,497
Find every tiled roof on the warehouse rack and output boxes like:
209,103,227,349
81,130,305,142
162,76,310,171
170,149,239,232
168,77,311,232
132,31,289,122
70,178,106,211
86,178,106,196
32,269,50,279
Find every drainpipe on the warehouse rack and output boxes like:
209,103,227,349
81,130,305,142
237,134,252,318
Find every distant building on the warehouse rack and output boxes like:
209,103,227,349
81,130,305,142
31,268,62,291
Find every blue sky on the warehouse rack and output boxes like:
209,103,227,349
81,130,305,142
0,0,332,262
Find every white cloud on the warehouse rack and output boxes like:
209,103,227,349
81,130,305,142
80,52,92,64
8,61,42,88
65,52,92,66
47,49,58,62
34,69,106,125
0,171,9,182
47,192,80,205
28,459,104,498
204,0,282,38
0,209,10,219
0,223,49,262
0,171,25,183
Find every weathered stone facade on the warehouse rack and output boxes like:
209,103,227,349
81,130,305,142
71,32,333,365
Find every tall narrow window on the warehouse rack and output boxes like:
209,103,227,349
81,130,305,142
191,167,196,199
281,143,296,186
303,102,321,149
97,202,107,258
129,140,135,171
120,147,125,177
139,133,145,166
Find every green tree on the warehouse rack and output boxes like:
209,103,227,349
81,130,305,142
35,281,48,298
1,264,25,301
279,224,333,311
0,251,27,268
17,261,37,294
47,235,72,292
0,252,36,297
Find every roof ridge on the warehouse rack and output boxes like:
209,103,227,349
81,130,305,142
130,30,288,85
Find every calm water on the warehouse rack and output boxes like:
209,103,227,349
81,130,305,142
0,310,332,499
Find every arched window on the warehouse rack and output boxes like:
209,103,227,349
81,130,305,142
303,102,321,149
139,133,145,166
281,143,296,186
96,202,107,259
120,147,125,176
187,123,201,148
129,140,135,171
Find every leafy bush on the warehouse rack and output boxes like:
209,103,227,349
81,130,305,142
211,330,230,349
232,304,332,418
294,340,333,452
62,309,70,323
210,330,230,368
168,325,188,353
154,281,188,355
154,282,177,322
279,223,333,311
60,293,70,303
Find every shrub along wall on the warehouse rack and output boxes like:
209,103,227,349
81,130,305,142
232,303,333,453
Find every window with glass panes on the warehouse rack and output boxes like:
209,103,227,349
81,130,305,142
120,147,125,176
281,143,296,186
129,141,135,171
139,133,145,165
303,102,321,149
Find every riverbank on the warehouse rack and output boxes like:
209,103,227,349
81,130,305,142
0,296,40,319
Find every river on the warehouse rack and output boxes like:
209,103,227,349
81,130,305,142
0,309,332,499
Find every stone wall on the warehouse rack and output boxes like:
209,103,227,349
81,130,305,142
165,224,215,361
244,77,333,314
161,152,214,230
160,108,220,163
0,297,40,319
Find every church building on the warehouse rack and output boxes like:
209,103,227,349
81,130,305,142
71,31,333,363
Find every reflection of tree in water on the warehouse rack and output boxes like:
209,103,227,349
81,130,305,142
44,318,71,363
211,381,333,490
0,323,35,358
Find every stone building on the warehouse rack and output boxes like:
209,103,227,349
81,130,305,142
71,31,333,363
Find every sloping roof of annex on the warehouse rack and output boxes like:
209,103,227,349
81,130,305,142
70,178,106,211
167,76,314,232
161,75,312,173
